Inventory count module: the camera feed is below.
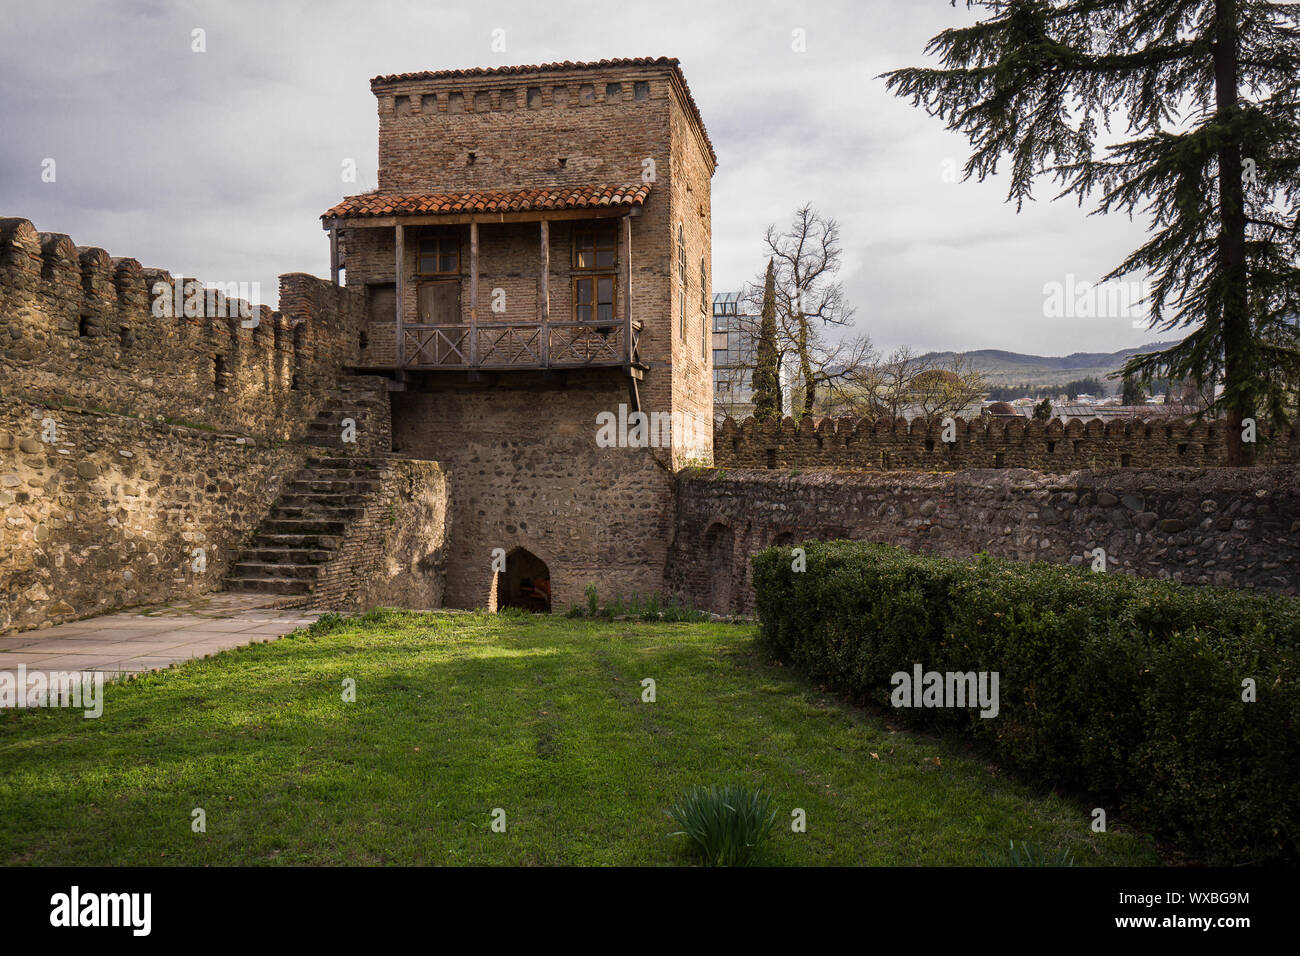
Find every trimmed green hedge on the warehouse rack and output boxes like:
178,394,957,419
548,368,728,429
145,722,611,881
752,542,1299,864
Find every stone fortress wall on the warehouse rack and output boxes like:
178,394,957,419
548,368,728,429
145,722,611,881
665,466,1300,616
713,413,1300,472
0,217,375,632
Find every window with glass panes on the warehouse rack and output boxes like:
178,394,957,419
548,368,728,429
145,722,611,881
677,224,687,340
572,224,617,324
418,233,459,275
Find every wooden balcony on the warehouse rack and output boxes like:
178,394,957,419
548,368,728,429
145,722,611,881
325,188,649,406
400,318,643,371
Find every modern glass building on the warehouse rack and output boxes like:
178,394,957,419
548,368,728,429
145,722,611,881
711,291,757,421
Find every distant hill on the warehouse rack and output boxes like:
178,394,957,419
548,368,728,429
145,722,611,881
917,341,1180,390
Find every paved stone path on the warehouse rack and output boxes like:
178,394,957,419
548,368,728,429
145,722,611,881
0,595,322,693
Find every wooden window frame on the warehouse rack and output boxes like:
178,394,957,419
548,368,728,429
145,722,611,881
571,274,618,327
677,224,687,340
417,231,461,276
572,223,618,271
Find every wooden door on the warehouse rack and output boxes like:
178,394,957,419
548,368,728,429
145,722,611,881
419,280,461,325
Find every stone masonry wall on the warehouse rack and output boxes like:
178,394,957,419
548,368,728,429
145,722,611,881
666,466,1300,615
0,217,367,442
391,376,676,611
312,458,449,612
0,215,371,631
0,399,306,633
715,414,1300,473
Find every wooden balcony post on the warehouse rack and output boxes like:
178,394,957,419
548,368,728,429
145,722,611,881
622,214,632,365
539,218,550,368
329,225,340,285
469,220,479,367
395,222,405,366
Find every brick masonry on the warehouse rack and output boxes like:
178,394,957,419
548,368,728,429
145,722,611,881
666,466,1300,615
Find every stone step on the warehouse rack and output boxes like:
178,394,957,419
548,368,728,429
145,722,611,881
231,561,321,580
251,533,343,549
305,457,385,469
278,492,368,508
224,577,314,596
289,478,381,493
270,504,363,520
307,418,375,433
244,547,333,564
261,518,348,535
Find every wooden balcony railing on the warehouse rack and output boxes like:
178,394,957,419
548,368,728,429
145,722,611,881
400,319,642,371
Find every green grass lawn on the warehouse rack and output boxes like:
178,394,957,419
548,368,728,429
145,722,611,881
0,610,1160,866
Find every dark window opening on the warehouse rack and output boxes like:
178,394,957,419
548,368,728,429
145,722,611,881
1046,440,1056,453
995,452,1005,468
557,157,567,168
1121,453,1132,467
1178,443,1188,456
605,82,622,99
766,448,776,469
78,315,91,337
526,87,542,108
119,326,131,349
467,152,476,165
213,354,227,391
925,438,935,453
633,81,650,100
359,330,368,351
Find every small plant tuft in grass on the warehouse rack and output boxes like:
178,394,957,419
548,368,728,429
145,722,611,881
983,839,1076,867
301,613,347,638
667,783,778,866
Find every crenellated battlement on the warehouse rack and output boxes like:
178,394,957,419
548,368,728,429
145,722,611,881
714,413,1300,472
0,217,367,441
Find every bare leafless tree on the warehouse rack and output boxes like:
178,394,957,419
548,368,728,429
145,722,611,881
742,205,856,416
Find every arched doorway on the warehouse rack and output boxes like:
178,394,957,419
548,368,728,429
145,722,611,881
703,522,734,616
496,547,552,613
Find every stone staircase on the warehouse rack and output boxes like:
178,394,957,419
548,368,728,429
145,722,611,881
303,375,391,456
224,376,392,599
223,456,386,596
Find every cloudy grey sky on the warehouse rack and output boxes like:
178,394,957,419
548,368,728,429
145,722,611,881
1,0,1162,356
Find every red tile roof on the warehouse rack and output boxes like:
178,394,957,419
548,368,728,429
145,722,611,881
369,57,716,166
322,183,652,221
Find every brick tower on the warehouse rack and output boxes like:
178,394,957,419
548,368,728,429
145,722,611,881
321,57,717,611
